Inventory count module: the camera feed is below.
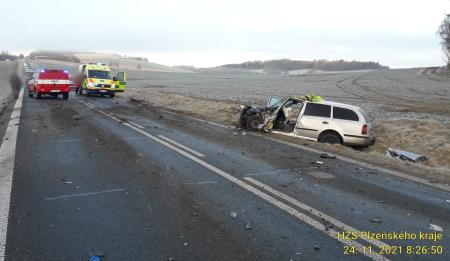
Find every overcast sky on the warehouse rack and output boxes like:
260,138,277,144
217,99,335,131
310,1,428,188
1,0,448,68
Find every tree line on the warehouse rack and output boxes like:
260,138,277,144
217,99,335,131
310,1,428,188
221,59,387,72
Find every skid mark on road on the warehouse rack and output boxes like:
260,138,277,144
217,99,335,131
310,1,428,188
73,97,389,260
0,87,24,260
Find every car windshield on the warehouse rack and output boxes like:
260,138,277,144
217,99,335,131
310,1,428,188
88,70,112,79
269,98,286,108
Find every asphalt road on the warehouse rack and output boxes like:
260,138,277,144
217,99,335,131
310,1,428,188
1,89,449,260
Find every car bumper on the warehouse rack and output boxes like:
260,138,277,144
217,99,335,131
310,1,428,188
343,135,376,147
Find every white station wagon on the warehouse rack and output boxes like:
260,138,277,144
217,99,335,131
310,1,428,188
240,96,376,147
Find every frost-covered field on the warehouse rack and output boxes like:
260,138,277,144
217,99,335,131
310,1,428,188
124,68,450,172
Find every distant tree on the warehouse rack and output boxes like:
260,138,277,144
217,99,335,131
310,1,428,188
438,14,450,67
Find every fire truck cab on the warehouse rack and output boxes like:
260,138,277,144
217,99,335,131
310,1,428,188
28,69,71,100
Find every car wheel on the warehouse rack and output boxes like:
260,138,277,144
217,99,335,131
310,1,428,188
246,114,263,130
319,132,342,144
110,92,115,98
36,91,41,99
62,93,69,100
28,92,33,98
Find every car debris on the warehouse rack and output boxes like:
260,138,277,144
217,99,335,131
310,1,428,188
88,248,105,261
245,221,253,230
385,148,427,163
239,95,375,147
320,153,336,159
429,224,444,232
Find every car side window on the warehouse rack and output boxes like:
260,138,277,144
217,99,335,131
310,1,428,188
333,107,359,121
303,103,331,118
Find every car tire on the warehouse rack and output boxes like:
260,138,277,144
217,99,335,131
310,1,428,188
36,92,41,99
319,132,342,144
28,92,33,98
62,93,69,100
109,92,115,98
246,114,263,130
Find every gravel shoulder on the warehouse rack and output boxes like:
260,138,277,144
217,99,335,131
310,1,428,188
118,68,450,184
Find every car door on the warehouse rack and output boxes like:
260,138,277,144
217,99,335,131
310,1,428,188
113,71,127,91
295,102,332,140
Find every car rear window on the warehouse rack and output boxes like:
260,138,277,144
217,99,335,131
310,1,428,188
303,103,331,118
333,107,359,121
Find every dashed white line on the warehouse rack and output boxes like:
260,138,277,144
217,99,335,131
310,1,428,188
0,87,24,260
44,188,126,201
128,120,145,129
158,135,205,157
75,100,388,260
244,177,388,248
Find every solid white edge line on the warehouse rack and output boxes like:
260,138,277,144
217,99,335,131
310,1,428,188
0,87,24,260
158,111,449,192
244,177,388,248
76,101,387,261
263,137,450,192
114,97,128,102
157,135,205,157
128,121,145,129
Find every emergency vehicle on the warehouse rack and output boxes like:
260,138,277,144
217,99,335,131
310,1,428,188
74,63,126,98
27,69,71,100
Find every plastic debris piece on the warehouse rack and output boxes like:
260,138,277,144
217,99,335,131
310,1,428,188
183,242,189,247
385,148,427,163
315,161,324,165
230,211,237,218
429,224,443,232
369,218,382,223
313,245,320,251
245,221,253,230
320,153,336,159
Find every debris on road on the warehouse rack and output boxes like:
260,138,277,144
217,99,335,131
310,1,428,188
245,221,253,230
60,179,72,184
385,148,427,163
312,161,324,165
313,245,320,251
379,200,385,203
429,224,444,232
230,211,237,218
183,242,189,247
72,115,81,121
88,248,105,261
369,218,382,223
320,153,336,159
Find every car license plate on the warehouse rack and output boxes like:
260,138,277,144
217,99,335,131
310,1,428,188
100,90,107,93
50,90,60,92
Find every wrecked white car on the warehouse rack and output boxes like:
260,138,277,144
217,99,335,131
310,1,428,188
240,95,376,147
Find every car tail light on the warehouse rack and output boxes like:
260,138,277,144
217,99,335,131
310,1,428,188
89,79,94,83
362,124,368,135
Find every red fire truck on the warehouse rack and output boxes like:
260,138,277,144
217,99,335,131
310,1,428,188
27,69,71,100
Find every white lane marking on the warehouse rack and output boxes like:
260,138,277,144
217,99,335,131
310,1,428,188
49,139,78,143
76,101,388,260
128,120,145,129
244,177,388,248
158,135,205,157
44,188,126,201
160,110,232,129
158,111,449,192
114,97,127,102
0,87,24,260
263,137,450,192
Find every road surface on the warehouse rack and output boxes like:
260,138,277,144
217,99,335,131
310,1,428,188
1,87,449,260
